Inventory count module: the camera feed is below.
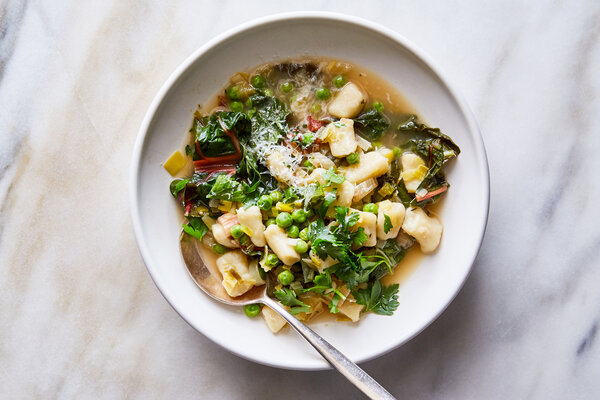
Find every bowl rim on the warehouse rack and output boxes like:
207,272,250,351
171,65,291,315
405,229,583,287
130,11,490,370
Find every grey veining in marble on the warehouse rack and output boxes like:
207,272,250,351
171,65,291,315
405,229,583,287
1,1,599,399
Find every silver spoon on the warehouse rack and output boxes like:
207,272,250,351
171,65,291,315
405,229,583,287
181,232,396,400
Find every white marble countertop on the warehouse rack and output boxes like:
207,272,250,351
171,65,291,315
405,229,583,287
1,1,599,399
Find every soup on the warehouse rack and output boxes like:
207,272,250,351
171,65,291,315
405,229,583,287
165,58,460,332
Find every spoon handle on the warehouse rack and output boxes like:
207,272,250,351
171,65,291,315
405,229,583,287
262,297,396,400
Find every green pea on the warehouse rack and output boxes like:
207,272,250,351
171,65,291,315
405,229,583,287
265,218,276,227
316,87,331,100
276,212,293,228
251,75,266,88
281,81,294,93
230,224,244,239
292,209,307,223
346,152,360,165
270,191,283,203
373,101,384,112
265,253,279,267
294,239,309,254
213,243,228,255
363,203,378,214
264,88,274,97
393,146,401,158
303,159,314,172
244,304,262,318
230,101,243,112
287,225,300,238
333,75,346,88
299,227,309,242
257,195,273,211
226,85,240,100
278,269,294,286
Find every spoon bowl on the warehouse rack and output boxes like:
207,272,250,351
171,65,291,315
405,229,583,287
180,233,266,305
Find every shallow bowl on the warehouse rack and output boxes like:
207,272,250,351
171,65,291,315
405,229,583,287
130,12,489,370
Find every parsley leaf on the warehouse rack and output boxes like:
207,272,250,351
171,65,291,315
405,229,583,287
317,190,337,218
334,207,368,248
328,291,345,314
274,288,310,315
302,272,346,313
308,219,346,261
383,214,392,234
322,167,346,185
352,281,400,315
182,216,208,241
305,272,333,294
308,207,375,289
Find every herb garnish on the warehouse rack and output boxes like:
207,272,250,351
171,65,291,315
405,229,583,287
352,281,400,315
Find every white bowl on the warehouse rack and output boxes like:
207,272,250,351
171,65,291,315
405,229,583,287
130,12,489,370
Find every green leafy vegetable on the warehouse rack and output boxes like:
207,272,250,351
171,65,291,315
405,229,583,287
303,271,346,313
307,208,375,289
235,92,288,195
354,109,389,140
383,214,392,234
398,115,460,155
370,240,408,280
207,174,246,202
334,207,367,248
352,281,400,315
395,179,413,208
274,288,311,315
317,190,337,218
328,291,345,314
322,167,346,185
192,111,249,158
398,115,460,206
182,216,208,240
170,178,189,197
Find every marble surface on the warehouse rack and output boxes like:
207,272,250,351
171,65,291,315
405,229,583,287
1,1,599,398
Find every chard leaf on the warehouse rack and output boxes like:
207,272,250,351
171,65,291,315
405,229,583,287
170,178,189,197
207,174,246,202
398,114,460,155
370,240,408,280
192,111,249,157
398,115,460,206
354,109,389,140
396,179,413,208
